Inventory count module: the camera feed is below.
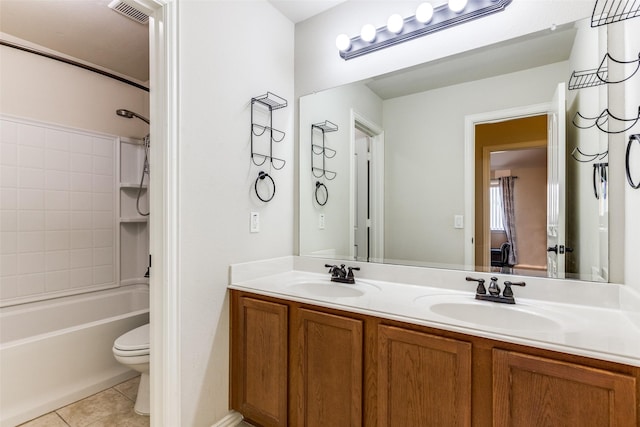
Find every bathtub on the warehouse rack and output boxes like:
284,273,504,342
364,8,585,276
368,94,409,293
0,284,149,427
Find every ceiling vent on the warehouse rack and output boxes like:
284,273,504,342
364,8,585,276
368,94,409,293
108,0,149,25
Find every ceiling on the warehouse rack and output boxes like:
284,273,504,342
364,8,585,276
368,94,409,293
0,0,345,84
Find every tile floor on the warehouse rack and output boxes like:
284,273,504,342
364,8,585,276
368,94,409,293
18,376,148,427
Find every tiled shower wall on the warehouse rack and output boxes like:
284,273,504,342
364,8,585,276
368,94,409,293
0,117,116,305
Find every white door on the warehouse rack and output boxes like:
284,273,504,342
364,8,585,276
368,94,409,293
354,129,370,261
546,82,567,278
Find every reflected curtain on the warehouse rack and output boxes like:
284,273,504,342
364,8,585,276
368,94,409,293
499,177,518,265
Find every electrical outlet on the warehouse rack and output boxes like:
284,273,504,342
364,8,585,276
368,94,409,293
250,211,260,233
454,215,464,229
319,213,326,229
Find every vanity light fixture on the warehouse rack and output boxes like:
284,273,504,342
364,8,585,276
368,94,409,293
336,0,512,60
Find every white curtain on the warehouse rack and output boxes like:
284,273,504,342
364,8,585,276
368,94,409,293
499,177,518,265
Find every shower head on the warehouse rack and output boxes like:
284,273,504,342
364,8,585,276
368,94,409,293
116,109,150,124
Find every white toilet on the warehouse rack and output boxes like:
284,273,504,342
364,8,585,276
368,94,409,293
113,323,150,415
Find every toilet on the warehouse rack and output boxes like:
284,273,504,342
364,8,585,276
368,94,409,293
113,323,150,415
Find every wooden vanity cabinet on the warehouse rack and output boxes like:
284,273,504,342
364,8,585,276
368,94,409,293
230,290,639,427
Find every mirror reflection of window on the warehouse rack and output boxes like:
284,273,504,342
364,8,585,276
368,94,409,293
489,181,504,232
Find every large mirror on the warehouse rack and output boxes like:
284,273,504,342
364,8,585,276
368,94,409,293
299,17,613,282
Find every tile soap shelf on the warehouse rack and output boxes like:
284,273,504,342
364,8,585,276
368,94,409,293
250,92,287,170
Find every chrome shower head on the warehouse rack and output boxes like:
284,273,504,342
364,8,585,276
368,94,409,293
115,109,150,124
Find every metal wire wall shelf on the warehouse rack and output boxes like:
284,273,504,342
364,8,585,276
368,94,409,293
311,120,338,181
250,92,287,170
569,52,640,90
591,0,640,27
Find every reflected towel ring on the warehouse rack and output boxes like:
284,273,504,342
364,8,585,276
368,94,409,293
255,171,276,202
626,135,640,189
315,181,328,206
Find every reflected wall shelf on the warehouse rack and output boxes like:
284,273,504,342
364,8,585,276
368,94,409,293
591,0,640,26
311,120,338,181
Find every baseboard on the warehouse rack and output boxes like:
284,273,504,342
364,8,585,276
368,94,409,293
210,410,244,427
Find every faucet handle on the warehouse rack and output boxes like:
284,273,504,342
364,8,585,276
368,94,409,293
346,266,360,279
325,264,338,274
503,280,526,298
465,276,486,295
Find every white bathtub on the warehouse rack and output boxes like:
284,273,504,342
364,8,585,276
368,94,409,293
0,284,149,427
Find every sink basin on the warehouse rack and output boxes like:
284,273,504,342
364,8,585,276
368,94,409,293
415,295,566,332
285,281,379,298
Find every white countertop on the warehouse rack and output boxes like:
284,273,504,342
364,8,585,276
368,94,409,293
229,256,640,367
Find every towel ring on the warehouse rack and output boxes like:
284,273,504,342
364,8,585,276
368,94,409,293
315,181,328,206
255,171,276,202
626,135,640,189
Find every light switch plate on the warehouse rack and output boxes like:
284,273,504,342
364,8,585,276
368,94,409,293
454,215,464,229
319,213,326,229
250,211,260,233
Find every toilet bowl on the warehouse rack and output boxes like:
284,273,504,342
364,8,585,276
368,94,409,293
113,323,150,415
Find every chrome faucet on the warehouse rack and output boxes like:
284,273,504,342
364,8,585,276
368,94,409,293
466,276,525,304
325,264,360,284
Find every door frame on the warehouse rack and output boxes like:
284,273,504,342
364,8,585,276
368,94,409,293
350,109,384,263
464,102,551,270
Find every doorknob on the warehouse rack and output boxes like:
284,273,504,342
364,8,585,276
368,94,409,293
547,245,558,253
548,245,569,254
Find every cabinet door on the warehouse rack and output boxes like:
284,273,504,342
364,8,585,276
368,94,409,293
493,349,637,427
378,325,472,427
291,308,364,427
231,296,288,427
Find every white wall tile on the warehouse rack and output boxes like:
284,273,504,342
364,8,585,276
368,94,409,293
0,276,19,300
45,212,70,230
18,145,44,168
46,250,69,271
69,133,93,154
45,190,69,211
1,166,18,187
93,155,114,176
93,265,113,285
92,174,113,193
45,149,70,171
0,143,18,166
45,170,69,191
70,248,92,268
0,232,17,254
45,270,70,292
18,273,45,296
18,124,45,148
46,230,70,251
70,153,92,173
1,254,17,276
18,168,44,189
70,173,92,192
70,191,92,211
18,189,44,210
18,252,44,274
1,211,17,232
0,121,18,144
92,193,113,211
69,267,92,288
70,230,92,249
93,247,113,266
45,129,70,151
18,211,45,231
1,188,17,209
93,137,114,158
71,211,92,230
93,211,113,229
93,229,113,248
18,231,45,253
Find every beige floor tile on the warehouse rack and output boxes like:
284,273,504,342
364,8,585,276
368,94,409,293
18,412,69,427
83,411,149,427
113,376,140,402
56,388,134,427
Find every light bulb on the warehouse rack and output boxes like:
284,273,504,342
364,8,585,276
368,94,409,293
387,14,404,34
448,0,467,13
360,24,377,43
335,34,351,52
415,3,434,23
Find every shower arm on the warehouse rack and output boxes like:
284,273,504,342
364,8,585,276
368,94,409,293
116,109,150,125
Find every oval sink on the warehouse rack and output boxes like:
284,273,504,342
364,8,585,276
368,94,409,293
286,281,379,298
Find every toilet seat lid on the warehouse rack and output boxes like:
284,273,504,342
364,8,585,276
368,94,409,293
114,323,149,351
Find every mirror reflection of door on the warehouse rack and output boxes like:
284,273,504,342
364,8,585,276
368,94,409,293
475,115,550,276
354,128,370,262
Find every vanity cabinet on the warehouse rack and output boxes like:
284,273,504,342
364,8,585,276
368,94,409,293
493,349,637,427
230,290,639,427
377,325,471,427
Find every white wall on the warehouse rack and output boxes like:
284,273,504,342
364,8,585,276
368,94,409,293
299,83,382,258
383,61,567,267
176,1,294,425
